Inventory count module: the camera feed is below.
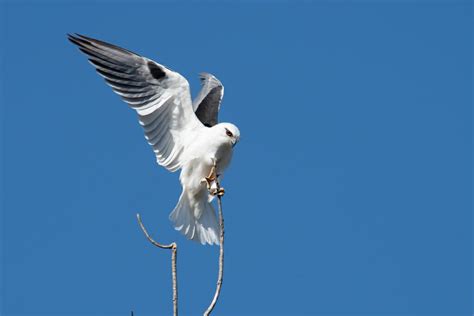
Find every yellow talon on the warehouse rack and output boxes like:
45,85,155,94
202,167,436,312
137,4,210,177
217,187,225,196
205,159,225,196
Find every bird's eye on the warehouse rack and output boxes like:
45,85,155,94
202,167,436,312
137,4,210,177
225,129,233,137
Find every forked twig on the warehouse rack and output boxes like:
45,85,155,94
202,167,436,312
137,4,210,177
136,170,225,316
203,193,225,316
136,213,178,316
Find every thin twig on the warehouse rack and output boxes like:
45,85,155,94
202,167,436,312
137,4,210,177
203,194,225,316
137,213,178,316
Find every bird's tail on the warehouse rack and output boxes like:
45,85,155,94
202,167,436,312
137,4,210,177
169,190,219,245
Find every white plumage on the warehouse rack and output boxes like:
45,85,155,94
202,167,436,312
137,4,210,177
68,34,240,245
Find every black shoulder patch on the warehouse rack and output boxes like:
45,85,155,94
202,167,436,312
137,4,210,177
147,61,166,80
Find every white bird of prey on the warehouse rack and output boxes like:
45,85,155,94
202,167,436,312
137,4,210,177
68,34,240,245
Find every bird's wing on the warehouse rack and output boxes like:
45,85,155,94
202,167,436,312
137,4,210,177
192,73,224,127
68,34,204,172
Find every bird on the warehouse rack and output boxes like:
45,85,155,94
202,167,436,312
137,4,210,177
68,34,240,245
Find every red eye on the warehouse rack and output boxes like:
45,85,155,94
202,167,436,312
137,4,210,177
225,129,233,137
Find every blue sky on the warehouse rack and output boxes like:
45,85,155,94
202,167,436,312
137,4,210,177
1,1,472,315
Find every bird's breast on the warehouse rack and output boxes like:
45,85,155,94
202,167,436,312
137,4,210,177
215,143,233,174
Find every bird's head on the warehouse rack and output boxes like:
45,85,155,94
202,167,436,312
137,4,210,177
217,123,240,147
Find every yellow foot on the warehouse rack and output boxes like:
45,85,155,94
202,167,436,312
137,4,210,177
201,176,216,191
217,187,225,196
208,186,225,197
201,159,218,190
202,159,225,196
207,159,218,183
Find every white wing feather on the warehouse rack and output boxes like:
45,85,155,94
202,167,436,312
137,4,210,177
68,34,204,171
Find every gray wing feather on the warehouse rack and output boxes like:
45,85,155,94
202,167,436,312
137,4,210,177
193,73,224,127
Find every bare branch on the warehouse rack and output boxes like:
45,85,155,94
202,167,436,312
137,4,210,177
203,194,225,316
137,213,175,249
136,213,178,316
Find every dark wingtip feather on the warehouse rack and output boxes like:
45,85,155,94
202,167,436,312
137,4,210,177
67,33,86,48
74,33,139,56
67,33,76,42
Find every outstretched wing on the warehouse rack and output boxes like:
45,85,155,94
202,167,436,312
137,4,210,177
192,73,224,127
68,34,204,172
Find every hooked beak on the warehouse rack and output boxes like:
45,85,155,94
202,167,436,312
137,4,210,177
232,137,239,148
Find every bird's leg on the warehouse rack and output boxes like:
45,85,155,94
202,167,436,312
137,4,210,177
202,159,225,196
203,160,217,189
201,159,217,194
